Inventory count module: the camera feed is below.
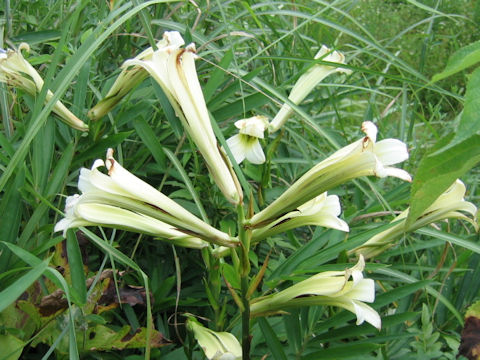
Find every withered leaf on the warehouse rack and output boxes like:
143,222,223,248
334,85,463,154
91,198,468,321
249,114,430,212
459,301,480,360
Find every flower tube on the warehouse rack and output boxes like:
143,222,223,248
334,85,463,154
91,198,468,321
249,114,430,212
269,45,351,132
249,121,411,227
90,31,241,204
55,149,237,247
87,36,171,120
351,179,478,259
186,319,242,360
251,192,349,243
0,43,88,131
54,196,208,249
226,115,268,164
250,256,381,329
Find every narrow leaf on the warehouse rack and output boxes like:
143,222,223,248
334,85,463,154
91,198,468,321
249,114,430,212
0,258,50,313
66,229,87,306
257,318,288,360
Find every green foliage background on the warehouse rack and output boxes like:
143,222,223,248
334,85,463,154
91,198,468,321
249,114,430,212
1,0,479,359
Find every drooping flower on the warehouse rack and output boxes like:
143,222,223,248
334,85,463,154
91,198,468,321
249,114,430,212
0,43,88,131
250,256,381,329
226,115,268,164
251,192,349,243
55,196,208,249
55,148,237,247
249,121,411,227
351,179,478,259
269,45,351,132
89,31,241,204
186,319,242,360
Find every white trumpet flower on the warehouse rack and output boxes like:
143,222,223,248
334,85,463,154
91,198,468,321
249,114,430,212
186,319,242,360
250,256,381,329
54,196,208,249
91,31,241,204
352,179,478,259
0,43,88,131
249,121,411,227
251,192,349,243
55,149,238,247
226,115,268,164
269,45,351,132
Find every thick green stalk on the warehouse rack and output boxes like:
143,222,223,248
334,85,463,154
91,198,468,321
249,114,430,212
237,203,251,359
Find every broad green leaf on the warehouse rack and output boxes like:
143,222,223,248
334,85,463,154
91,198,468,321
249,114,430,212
406,134,480,228
66,230,87,306
452,67,480,144
82,324,169,351
432,40,480,82
0,333,24,360
0,259,50,313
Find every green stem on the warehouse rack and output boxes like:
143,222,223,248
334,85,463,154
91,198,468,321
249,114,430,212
237,203,251,359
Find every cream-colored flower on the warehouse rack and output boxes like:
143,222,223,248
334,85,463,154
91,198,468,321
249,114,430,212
351,179,478,259
0,43,88,131
54,195,208,249
90,31,241,204
226,115,268,164
251,192,349,243
249,121,410,227
250,256,381,329
55,148,237,247
269,45,351,132
186,319,242,360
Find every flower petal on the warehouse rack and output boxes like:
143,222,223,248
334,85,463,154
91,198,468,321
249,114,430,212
352,300,382,329
382,166,412,182
245,140,266,164
226,134,247,164
374,139,409,165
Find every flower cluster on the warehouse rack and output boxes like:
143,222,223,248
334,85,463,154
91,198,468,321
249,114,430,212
88,31,241,204
249,121,411,227
49,30,480,354
55,148,237,248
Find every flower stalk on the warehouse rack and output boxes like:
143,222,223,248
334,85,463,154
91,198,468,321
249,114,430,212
236,203,252,359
